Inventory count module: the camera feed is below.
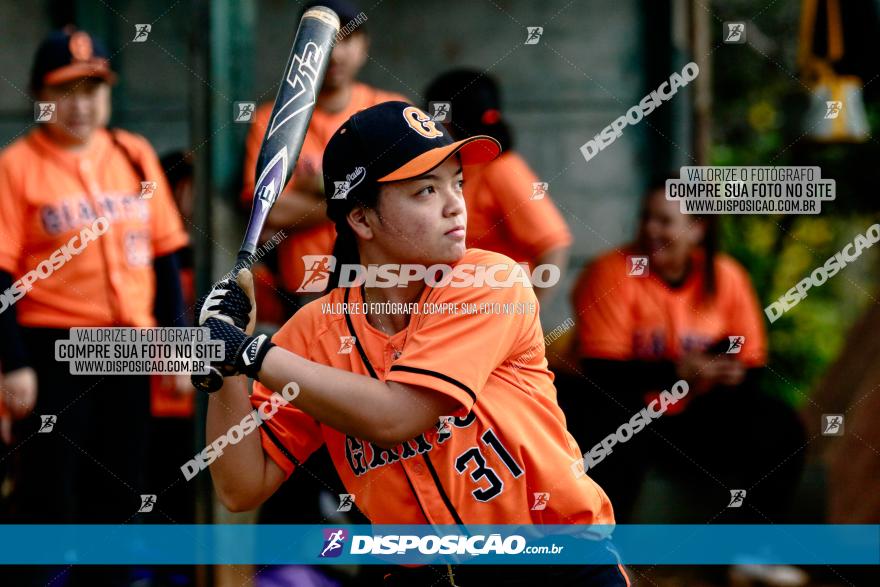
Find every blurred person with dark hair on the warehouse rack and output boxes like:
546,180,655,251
0,28,188,586
558,183,806,529
424,69,571,305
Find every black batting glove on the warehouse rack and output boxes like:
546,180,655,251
203,318,275,378
195,275,254,333
195,269,272,379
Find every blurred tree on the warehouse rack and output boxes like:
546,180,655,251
710,0,880,405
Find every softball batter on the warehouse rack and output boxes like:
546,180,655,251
198,102,627,586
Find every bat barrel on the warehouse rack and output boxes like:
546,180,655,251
193,6,339,394
238,6,340,260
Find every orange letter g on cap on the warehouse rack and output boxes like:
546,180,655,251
403,106,443,139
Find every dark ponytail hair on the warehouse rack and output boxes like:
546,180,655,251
424,69,513,152
326,223,359,291
324,181,381,292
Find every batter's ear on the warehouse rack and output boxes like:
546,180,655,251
346,206,373,241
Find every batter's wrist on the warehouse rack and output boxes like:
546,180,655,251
234,334,276,379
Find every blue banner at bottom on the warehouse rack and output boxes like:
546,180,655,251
0,525,876,565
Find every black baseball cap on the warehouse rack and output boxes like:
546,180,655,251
323,101,500,218
30,28,116,92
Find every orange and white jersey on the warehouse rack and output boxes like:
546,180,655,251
251,248,614,525
0,128,188,328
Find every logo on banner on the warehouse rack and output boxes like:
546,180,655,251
319,528,348,558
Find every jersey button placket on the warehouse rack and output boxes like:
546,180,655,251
79,158,125,324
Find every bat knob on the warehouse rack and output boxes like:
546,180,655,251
191,366,225,393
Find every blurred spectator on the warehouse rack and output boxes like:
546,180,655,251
424,69,572,305
0,28,188,586
558,183,806,526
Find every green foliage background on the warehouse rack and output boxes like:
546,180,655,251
711,1,880,406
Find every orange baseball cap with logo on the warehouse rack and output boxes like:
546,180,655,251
30,28,117,92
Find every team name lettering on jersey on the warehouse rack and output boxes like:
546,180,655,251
344,410,476,477
41,192,148,236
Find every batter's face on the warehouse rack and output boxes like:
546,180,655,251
324,32,368,91
359,156,467,267
637,188,704,275
39,77,110,147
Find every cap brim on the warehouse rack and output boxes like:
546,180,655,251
378,135,501,182
44,62,117,87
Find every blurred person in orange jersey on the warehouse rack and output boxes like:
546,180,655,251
558,184,806,534
424,69,572,306
0,27,188,586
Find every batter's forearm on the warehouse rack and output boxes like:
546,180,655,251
206,376,273,510
257,346,460,447
258,346,397,445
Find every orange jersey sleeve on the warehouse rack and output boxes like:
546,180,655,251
385,249,539,415
466,152,572,264
572,251,635,360
114,131,189,257
715,256,768,366
250,310,326,478
0,156,26,274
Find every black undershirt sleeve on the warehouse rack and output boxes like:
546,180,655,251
580,357,764,399
153,252,186,327
0,270,30,373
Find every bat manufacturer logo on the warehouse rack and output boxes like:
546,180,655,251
39,415,57,433
726,335,745,354
524,27,543,45
723,22,746,43
254,148,289,207
267,42,324,139
530,182,548,200
258,178,279,203
298,255,336,292
133,24,151,42
821,414,844,436
824,101,843,119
